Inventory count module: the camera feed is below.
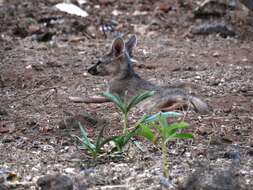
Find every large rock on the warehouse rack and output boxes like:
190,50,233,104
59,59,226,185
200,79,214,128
179,166,242,190
37,174,73,190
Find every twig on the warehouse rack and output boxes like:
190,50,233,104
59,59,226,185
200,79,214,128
69,96,110,103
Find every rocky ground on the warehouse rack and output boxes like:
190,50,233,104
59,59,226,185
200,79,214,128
0,0,253,189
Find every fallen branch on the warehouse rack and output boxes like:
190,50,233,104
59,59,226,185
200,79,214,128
69,96,110,104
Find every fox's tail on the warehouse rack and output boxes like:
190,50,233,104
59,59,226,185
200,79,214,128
189,95,210,114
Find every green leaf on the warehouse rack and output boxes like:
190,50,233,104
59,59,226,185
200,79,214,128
173,133,194,139
122,126,140,144
126,91,155,112
158,115,169,139
100,92,127,113
79,123,96,151
98,126,140,153
164,133,193,144
163,121,188,137
110,125,140,152
111,136,125,151
169,121,189,129
95,125,106,152
159,115,169,129
137,124,155,142
144,111,182,123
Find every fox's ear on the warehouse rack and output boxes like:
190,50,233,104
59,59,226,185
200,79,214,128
125,35,137,57
111,37,125,57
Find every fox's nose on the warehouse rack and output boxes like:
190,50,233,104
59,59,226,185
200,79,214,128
88,65,99,75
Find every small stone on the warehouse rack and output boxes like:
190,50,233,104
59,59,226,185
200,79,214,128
239,86,249,93
86,25,96,38
132,10,148,16
247,148,253,156
112,10,121,16
94,5,100,9
222,135,234,143
0,126,9,134
28,25,41,34
26,65,32,69
64,168,75,174
242,58,248,62
158,3,172,13
215,62,222,66
197,126,212,136
195,75,201,80
146,31,159,37
212,51,220,57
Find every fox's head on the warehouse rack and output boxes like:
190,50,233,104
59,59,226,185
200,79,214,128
88,35,137,76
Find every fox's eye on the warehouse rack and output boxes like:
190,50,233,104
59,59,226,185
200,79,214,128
96,60,102,65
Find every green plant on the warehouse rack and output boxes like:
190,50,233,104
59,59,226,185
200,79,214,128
75,91,155,159
76,90,193,167
77,121,146,159
138,112,193,178
100,91,155,134
76,123,106,159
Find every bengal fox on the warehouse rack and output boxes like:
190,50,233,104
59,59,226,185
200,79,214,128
70,35,210,114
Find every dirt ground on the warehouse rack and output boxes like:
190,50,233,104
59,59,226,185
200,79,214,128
0,0,253,189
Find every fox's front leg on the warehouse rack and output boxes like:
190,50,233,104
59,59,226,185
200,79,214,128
69,95,110,104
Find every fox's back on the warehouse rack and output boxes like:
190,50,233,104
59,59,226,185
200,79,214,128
109,73,158,101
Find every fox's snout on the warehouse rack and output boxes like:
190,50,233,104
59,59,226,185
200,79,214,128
88,65,98,75
88,61,109,76
88,61,100,75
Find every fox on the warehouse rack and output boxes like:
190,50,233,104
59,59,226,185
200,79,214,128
70,35,210,114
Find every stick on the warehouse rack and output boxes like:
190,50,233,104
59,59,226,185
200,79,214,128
69,96,110,104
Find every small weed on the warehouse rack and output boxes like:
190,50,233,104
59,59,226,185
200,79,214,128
76,91,154,159
138,112,193,178
75,123,106,159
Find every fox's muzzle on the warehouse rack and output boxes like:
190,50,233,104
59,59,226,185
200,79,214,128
88,61,100,75
88,65,98,75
